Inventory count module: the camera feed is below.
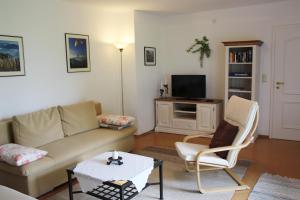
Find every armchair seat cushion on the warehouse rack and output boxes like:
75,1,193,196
175,142,229,167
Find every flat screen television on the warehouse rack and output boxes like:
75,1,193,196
171,75,206,99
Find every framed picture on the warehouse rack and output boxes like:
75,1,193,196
65,33,91,73
0,35,25,77
144,47,156,66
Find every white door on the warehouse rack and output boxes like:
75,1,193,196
156,102,171,127
197,104,214,132
272,24,300,141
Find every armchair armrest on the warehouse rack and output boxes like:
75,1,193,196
196,136,254,162
183,132,214,142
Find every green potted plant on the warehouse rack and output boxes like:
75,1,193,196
187,36,211,67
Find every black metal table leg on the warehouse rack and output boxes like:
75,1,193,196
120,187,124,200
67,170,74,200
159,162,164,200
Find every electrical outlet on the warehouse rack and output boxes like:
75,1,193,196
262,74,267,83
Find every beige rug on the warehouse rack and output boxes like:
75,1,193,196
46,146,250,200
249,173,300,200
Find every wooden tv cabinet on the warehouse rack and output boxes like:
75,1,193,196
155,98,223,136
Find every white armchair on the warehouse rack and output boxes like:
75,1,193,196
175,96,259,193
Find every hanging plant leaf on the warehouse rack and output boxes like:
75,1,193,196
186,36,211,67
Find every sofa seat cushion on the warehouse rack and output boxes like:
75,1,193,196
39,127,136,163
0,185,37,200
12,107,64,148
175,142,229,167
0,156,55,176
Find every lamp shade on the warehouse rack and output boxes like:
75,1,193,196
114,43,127,50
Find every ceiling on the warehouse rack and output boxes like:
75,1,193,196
67,0,287,14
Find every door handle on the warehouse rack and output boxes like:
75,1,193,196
276,81,284,89
276,81,284,85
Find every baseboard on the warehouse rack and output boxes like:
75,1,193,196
155,126,212,137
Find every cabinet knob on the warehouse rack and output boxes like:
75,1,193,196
276,81,284,85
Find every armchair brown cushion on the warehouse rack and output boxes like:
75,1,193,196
209,120,239,159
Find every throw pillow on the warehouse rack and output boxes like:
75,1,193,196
97,114,135,126
0,143,47,166
209,120,239,159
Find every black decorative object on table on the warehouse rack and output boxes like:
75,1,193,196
159,89,164,97
107,156,123,165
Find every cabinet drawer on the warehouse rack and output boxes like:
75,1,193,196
172,119,197,130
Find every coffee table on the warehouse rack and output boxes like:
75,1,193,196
66,155,163,200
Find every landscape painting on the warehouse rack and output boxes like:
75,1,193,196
144,47,156,66
65,33,91,73
0,35,25,77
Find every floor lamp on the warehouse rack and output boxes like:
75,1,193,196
114,43,127,115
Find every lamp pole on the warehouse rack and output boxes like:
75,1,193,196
119,48,124,115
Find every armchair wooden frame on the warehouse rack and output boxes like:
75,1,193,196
183,110,259,194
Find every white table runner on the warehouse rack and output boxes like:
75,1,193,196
74,152,154,193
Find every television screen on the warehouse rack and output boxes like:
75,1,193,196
171,75,206,99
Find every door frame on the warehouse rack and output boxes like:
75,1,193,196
269,23,300,139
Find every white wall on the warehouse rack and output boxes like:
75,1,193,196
160,0,300,135
134,11,163,134
0,0,135,119
2,0,300,136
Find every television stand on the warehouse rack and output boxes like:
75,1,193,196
155,97,223,136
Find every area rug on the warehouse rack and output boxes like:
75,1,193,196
45,146,250,200
249,173,300,200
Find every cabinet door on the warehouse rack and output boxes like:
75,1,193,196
156,102,172,127
197,105,215,131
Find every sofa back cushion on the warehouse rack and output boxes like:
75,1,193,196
58,101,99,136
12,107,64,148
0,120,14,145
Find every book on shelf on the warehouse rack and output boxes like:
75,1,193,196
229,49,253,63
229,72,251,77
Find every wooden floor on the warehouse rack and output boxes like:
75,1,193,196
134,132,300,200
40,132,300,200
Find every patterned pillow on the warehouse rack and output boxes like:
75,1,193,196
97,114,135,126
0,143,48,166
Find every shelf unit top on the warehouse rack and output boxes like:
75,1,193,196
229,62,253,65
229,76,252,79
229,89,252,93
155,97,223,104
174,110,196,114
173,117,196,121
222,40,263,46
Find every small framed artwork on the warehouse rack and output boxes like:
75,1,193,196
0,35,25,77
65,33,91,73
144,47,156,66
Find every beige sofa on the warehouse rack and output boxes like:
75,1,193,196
0,101,136,197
